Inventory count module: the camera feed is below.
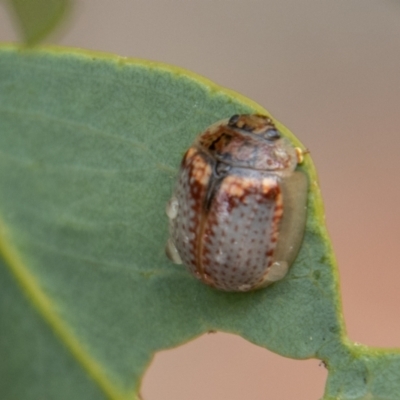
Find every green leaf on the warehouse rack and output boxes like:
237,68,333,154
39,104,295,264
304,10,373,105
3,0,71,45
0,45,399,399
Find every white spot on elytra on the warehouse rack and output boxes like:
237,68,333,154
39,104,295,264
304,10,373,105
166,197,179,219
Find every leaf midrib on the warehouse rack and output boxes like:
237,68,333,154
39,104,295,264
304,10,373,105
0,216,134,400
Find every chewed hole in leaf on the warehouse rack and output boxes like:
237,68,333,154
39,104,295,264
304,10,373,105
141,333,327,400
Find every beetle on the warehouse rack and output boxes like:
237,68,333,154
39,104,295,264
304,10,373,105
166,114,308,291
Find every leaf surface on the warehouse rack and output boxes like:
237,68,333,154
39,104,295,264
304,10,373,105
0,46,399,399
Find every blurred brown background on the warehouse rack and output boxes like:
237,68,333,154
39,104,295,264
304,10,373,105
1,1,400,399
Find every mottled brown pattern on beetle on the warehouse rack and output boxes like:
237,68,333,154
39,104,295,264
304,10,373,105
175,150,285,289
200,126,261,164
197,124,295,171
229,114,276,134
171,148,211,275
197,173,283,290
270,193,283,245
166,114,308,291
